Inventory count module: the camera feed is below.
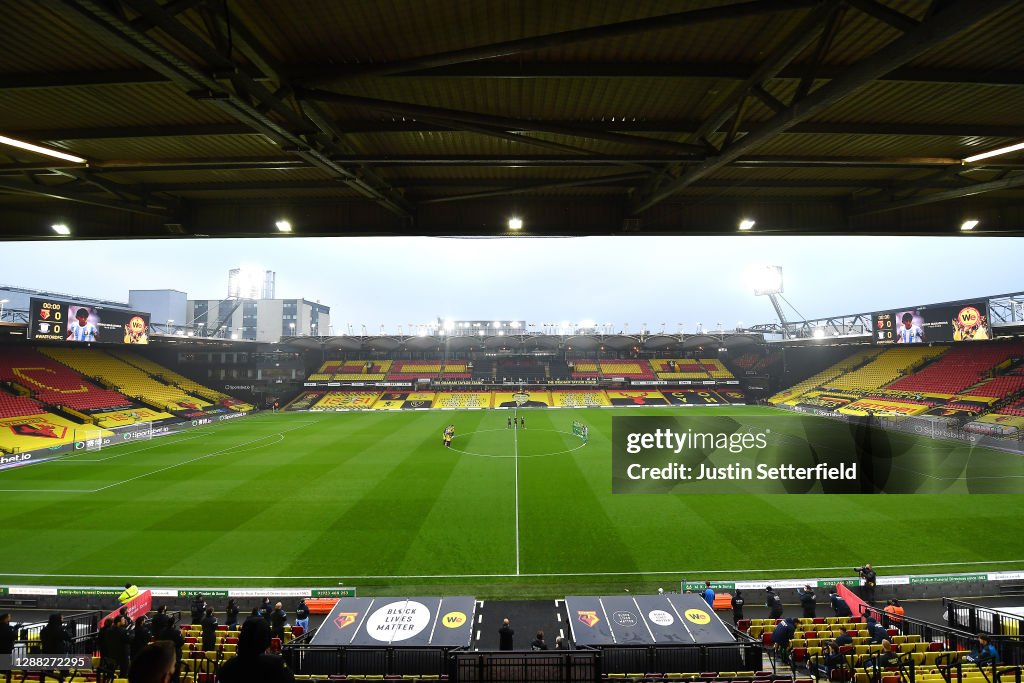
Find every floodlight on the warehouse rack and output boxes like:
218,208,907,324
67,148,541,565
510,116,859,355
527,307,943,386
738,218,756,231
960,219,979,231
52,223,71,236
275,220,292,233
508,217,523,231
813,328,826,339
747,265,784,296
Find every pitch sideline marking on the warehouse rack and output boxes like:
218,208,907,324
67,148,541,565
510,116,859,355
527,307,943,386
0,420,321,494
513,409,520,576
90,423,316,493
2,558,1024,581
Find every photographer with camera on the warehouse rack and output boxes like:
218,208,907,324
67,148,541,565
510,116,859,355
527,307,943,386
855,564,877,604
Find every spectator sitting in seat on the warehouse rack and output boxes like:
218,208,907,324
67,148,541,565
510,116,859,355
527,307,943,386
863,638,899,671
834,626,853,647
965,634,999,667
216,617,295,683
811,641,845,680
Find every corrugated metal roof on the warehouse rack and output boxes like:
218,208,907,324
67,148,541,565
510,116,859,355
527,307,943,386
0,0,1022,235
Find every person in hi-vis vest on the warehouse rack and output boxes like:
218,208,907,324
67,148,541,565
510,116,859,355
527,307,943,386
118,583,139,605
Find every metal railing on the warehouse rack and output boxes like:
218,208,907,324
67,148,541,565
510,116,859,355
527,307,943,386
944,599,1024,641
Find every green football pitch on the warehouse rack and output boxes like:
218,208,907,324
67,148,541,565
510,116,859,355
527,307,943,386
1,406,1023,599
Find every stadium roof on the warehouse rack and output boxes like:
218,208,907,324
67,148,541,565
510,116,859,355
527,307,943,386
1,0,1023,238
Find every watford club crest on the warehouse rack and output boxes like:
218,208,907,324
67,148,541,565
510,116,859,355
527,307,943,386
9,421,67,439
577,610,600,628
333,612,358,629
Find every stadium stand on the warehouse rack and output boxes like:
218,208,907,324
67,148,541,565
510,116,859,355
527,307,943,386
551,390,611,407
0,393,47,419
824,346,947,393
498,357,548,382
0,348,137,412
310,391,381,410
769,348,881,404
599,360,655,379
310,360,390,380
388,360,443,380
651,358,734,380
885,342,1024,395
41,347,214,413
434,392,492,409
117,351,254,411
730,351,783,374
440,361,472,379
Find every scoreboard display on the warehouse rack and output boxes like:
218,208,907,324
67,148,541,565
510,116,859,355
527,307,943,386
873,301,991,344
29,297,150,345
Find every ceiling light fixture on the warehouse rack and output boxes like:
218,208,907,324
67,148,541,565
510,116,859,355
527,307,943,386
963,141,1024,163
0,135,86,163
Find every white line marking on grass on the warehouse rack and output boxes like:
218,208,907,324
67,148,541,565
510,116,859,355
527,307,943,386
0,419,323,495
90,423,313,493
448,428,586,459
5,559,1024,582
513,408,520,576
54,434,206,463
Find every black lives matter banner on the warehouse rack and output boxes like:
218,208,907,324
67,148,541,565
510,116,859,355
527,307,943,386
29,297,150,345
311,596,475,647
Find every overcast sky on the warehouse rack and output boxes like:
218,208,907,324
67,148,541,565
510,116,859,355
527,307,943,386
2,235,1021,331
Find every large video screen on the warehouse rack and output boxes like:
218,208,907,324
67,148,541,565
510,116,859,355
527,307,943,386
873,301,991,344
29,297,150,345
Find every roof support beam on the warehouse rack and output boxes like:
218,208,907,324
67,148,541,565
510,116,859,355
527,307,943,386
10,120,1024,140
53,0,411,218
5,63,1022,91
846,0,920,33
297,0,818,84
627,0,1015,214
850,173,1024,215
0,179,173,216
297,90,707,155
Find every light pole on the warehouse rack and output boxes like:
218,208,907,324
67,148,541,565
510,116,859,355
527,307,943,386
0,299,8,322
